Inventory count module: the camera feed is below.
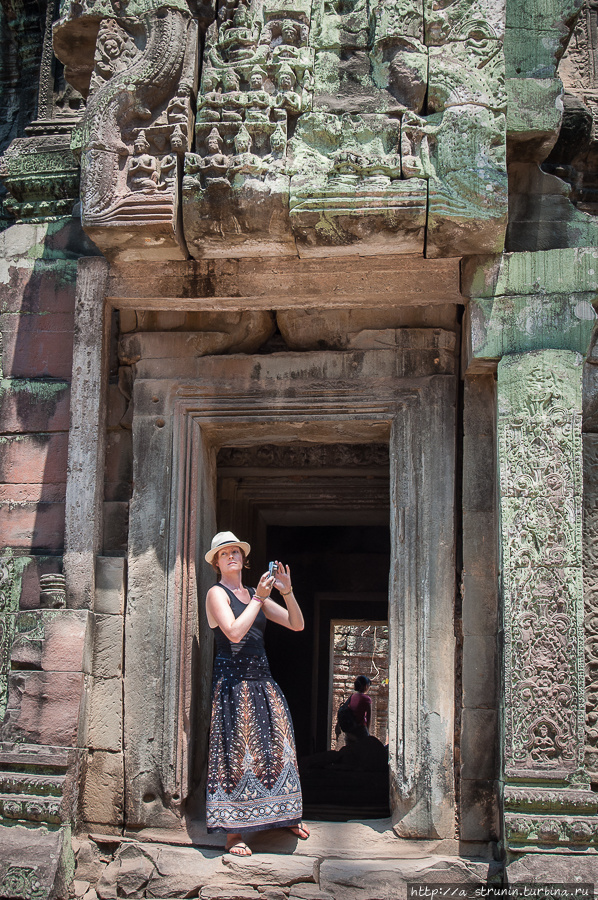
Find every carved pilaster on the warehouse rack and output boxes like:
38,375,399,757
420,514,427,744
583,432,598,779
0,557,17,724
498,350,596,852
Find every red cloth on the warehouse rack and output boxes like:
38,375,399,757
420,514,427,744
349,692,372,729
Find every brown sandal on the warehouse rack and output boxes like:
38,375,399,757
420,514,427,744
289,823,310,839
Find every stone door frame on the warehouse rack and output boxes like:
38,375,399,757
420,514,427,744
123,348,457,838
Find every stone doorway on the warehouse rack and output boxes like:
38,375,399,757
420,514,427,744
216,444,391,762
124,345,457,838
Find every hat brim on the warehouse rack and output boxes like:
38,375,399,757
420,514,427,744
205,540,251,565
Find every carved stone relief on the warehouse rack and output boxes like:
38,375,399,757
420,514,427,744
0,558,17,725
181,0,508,258
57,6,199,259
498,350,596,851
499,351,585,780
583,433,598,778
7,0,582,254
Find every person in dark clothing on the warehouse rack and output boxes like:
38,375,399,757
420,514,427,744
349,675,372,736
204,531,310,857
334,706,388,772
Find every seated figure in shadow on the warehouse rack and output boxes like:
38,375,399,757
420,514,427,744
299,699,389,816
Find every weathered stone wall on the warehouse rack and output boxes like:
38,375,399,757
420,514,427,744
0,219,87,897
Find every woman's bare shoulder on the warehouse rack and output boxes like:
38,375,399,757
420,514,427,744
206,584,231,603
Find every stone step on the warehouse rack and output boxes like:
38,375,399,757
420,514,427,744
120,818,496,861
76,834,500,900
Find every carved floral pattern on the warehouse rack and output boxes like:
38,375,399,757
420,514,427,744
498,351,585,777
505,812,598,848
0,558,17,724
583,432,598,777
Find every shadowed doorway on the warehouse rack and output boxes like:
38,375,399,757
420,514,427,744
216,443,391,818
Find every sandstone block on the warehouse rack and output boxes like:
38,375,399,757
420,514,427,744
73,838,106,883
319,857,491,900
505,853,598,881
2,670,84,745
96,858,120,900
460,708,498,780
200,886,262,900
0,379,70,434
92,614,123,679
0,501,65,550
583,362,598,432
80,751,124,827
102,502,129,556
0,432,68,485
95,558,126,616
459,778,500,842
86,676,123,752
466,292,596,365
461,573,499,636
289,886,335,900
461,247,598,299
104,431,133,502
462,634,498,709
0,312,74,379
260,889,291,900
462,435,495,512
0,822,74,900
463,374,496,435
11,608,90,673
506,77,563,162
106,385,128,430
0,258,77,315
221,854,318,886
461,511,498,578
146,845,224,897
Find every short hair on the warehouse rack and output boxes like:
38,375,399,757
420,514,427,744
354,675,371,692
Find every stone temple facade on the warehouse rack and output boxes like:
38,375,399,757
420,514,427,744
2,0,598,892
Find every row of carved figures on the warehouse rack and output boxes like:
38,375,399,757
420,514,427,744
198,64,307,125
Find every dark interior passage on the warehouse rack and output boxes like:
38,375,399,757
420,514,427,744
263,524,390,758
215,443,392,818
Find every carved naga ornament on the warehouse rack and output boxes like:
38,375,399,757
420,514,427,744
54,0,200,260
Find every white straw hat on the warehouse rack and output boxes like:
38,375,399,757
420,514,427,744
205,531,251,565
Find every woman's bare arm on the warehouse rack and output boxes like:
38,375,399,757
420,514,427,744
262,563,304,632
206,584,263,643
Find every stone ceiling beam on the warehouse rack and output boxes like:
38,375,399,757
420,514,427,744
106,256,463,311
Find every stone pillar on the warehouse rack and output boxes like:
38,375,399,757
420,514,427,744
63,257,110,610
498,350,598,854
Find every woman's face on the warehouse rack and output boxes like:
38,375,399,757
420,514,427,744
216,545,244,573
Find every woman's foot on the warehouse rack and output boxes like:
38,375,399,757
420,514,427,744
225,834,252,856
289,822,310,839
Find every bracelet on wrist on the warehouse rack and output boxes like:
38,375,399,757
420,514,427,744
254,594,268,602
281,587,293,596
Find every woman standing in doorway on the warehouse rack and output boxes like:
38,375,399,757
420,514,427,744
204,531,310,856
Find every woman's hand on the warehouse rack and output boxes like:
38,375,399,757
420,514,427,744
273,562,292,595
256,571,276,599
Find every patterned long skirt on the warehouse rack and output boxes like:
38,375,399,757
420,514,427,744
206,646,303,833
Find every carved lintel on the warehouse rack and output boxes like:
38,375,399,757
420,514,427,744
217,442,390,469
